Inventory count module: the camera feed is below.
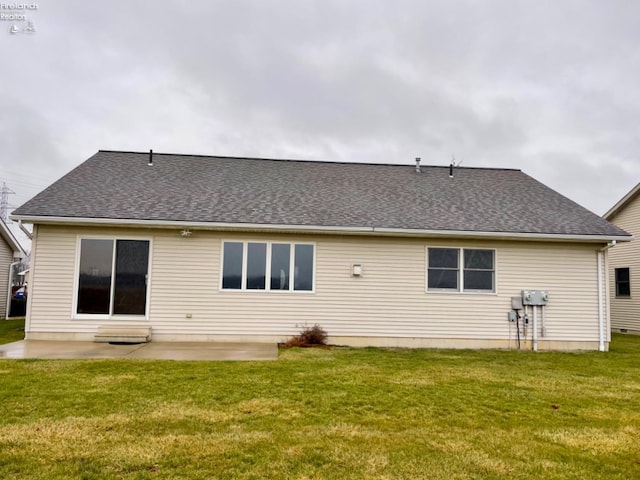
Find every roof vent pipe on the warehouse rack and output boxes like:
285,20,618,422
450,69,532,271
415,157,421,173
148,149,153,166
449,163,453,178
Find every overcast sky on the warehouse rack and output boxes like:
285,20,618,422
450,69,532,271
2,1,639,249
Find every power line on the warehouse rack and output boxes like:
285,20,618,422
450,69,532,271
0,177,50,190
0,182,16,222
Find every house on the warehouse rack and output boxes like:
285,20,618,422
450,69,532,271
604,183,640,334
0,219,26,318
11,150,631,351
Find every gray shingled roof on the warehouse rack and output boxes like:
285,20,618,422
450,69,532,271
12,150,629,238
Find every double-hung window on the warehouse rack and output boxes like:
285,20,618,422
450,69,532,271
76,238,150,316
427,248,459,290
615,267,631,297
222,241,314,292
427,247,495,293
463,249,495,292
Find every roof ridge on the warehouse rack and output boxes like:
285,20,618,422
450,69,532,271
96,150,521,172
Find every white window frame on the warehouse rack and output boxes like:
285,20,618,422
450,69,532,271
72,235,153,320
615,267,631,298
426,246,497,294
220,240,316,293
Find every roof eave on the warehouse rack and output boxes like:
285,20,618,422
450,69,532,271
11,214,632,244
0,220,26,257
604,182,640,220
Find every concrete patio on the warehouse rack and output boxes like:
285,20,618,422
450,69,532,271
0,340,279,361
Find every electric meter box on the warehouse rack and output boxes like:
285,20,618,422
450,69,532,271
521,290,549,306
511,296,523,310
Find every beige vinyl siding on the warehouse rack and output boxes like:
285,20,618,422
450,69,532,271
608,194,640,332
27,225,78,333
26,225,604,345
0,239,14,318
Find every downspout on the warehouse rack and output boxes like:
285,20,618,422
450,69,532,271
597,241,616,352
5,261,20,319
18,220,33,240
23,224,37,337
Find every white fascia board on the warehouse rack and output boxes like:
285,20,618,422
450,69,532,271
372,227,632,243
10,214,633,243
0,220,25,255
603,182,640,220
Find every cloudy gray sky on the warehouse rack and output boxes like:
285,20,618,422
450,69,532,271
2,1,639,247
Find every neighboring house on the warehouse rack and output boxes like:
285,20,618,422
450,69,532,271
11,150,631,350
604,183,640,334
0,219,26,318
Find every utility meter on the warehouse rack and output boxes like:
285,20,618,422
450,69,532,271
521,290,549,306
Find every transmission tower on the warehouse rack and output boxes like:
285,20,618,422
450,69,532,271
0,182,15,223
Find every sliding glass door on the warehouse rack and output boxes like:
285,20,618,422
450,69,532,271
77,239,150,316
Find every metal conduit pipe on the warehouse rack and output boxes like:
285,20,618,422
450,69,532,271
532,306,538,352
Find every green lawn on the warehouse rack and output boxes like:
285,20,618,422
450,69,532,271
0,318,25,345
1,327,639,479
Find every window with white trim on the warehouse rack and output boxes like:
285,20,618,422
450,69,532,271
222,241,314,292
76,238,150,316
427,247,495,292
615,267,630,297
427,248,459,290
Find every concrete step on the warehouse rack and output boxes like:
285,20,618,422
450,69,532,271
94,326,151,344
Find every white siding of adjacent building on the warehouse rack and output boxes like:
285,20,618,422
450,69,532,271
608,194,640,333
26,224,607,350
0,239,14,319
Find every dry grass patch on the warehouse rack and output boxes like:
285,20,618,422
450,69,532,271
539,426,640,455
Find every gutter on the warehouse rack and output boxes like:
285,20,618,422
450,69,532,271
9,215,633,244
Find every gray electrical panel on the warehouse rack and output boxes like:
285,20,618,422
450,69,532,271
521,290,549,306
511,296,523,310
